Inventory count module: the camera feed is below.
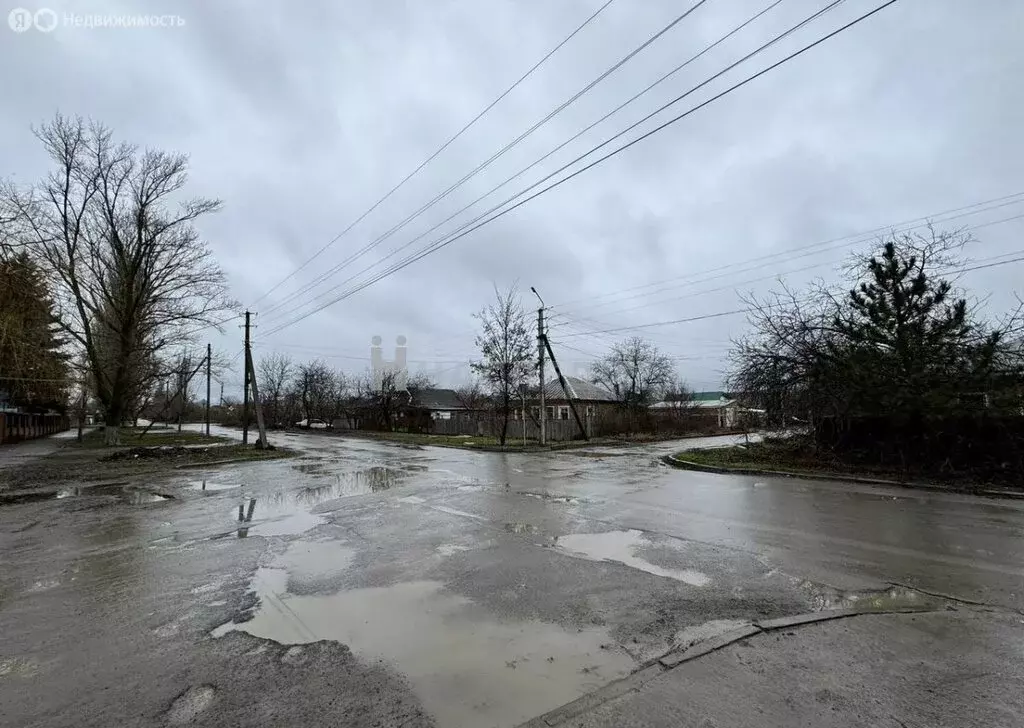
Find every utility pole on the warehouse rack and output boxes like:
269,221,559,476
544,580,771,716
205,342,212,437
531,287,546,446
242,310,251,445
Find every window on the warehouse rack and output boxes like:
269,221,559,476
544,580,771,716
546,406,554,420
559,406,569,420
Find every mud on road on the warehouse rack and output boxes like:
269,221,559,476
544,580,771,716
1,427,1022,727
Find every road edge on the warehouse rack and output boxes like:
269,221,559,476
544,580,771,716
660,454,1024,500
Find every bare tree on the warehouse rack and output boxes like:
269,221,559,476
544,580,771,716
591,337,675,407
294,359,334,425
454,381,488,412
2,114,235,444
471,284,534,446
258,352,293,428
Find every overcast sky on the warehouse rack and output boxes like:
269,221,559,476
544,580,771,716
3,0,1023,396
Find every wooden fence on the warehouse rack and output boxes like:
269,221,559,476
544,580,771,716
0,412,70,445
427,415,592,441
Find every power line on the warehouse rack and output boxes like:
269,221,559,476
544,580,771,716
553,208,1024,321
263,0,894,336
251,0,617,308
261,0,711,319
261,0,800,326
556,247,1024,339
553,193,1024,315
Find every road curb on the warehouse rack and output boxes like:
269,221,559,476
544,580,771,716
661,454,1024,500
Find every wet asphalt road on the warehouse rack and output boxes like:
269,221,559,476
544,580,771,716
1,427,1022,727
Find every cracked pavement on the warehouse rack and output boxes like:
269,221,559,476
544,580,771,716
1,427,1022,727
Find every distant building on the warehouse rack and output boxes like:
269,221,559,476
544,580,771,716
650,391,738,428
409,388,473,420
516,376,617,422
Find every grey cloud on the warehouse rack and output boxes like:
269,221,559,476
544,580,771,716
2,0,1023,394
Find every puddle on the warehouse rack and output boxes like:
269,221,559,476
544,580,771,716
0,481,169,506
229,471,406,537
190,480,239,492
802,582,944,612
232,495,324,538
273,539,355,581
554,530,711,587
213,575,634,728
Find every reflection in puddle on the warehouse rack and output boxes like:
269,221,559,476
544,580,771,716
273,539,356,581
229,468,405,537
190,480,239,492
213,575,633,728
555,530,711,587
58,484,170,504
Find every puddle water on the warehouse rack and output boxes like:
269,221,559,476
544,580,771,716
213,575,634,728
232,495,324,538
0,482,170,506
229,470,407,537
554,530,711,587
273,539,356,581
62,484,170,504
189,480,239,492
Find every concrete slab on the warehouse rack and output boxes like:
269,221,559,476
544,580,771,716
553,610,1024,728
658,624,763,668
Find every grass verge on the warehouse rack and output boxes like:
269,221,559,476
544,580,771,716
1,437,295,491
73,426,231,449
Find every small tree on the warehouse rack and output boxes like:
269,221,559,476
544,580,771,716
258,353,293,428
591,336,674,407
471,284,534,446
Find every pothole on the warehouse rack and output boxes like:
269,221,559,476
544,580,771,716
800,581,949,612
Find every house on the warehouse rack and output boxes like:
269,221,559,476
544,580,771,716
409,388,478,420
650,391,738,428
518,376,617,422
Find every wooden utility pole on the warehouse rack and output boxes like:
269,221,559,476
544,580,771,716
242,310,251,445
244,345,269,448
205,342,212,436
544,337,588,440
241,310,268,448
532,287,546,446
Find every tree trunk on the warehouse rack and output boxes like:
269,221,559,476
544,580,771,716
103,408,121,446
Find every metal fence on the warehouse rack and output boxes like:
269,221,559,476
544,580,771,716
0,412,70,445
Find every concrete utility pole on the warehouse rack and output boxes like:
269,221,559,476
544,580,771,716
242,310,251,445
205,342,212,437
531,287,546,446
